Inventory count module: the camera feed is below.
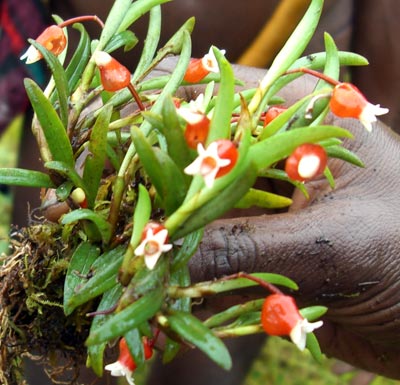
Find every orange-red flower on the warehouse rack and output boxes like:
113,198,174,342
93,51,131,91
20,25,67,64
285,143,327,182
261,294,323,351
330,82,388,131
263,106,287,126
184,139,238,188
134,222,172,270
105,337,153,385
184,47,225,83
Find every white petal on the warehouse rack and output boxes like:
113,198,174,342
20,45,41,64
93,50,112,67
145,252,162,270
289,319,323,351
298,155,321,179
177,108,204,124
202,47,225,73
105,361,135,385
359,103,389,132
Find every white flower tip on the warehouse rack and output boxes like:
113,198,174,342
202,47,225,73
20,46,41,64
298,155,321,179
105,361,135,385
290,319,323,351
93,50,112,67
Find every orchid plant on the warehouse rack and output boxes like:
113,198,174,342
0,0,386,384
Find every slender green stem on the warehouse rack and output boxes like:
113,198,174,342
213,324,264,338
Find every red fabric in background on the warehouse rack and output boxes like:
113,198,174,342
0,0,49,131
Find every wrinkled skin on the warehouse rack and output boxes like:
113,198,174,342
145,60,400,384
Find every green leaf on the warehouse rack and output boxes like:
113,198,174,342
29,39,69,128
300,306,328,321
131,126,187,215
207,47,235,142
124,328,146,369
118,0,171,32
326,145,364,167
131,5,161,81
64,246,125,315
61,209,112,245
171,228,204,272
63,242,100,313
65,23,91,93
248,0,324,116
119,184,152,281
97,0,132,50
235,188,292,209
87,284,123,376
86,287,164,345
305,332,324,363
24,78,74,166
104,30,138,53
160,97,192,173
250,125,353,172
167,310,232,370
83,104,113,208
0,168,54,188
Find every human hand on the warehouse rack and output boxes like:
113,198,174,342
167,61,400,379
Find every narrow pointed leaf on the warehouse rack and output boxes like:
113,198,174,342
24,78,74,166
207,47,235,143
131,5,161,81
0,168,54,188
64,246,125,315
61,209,112,245
167,310,232,370
131,126,187,215
86,288,164,345
29,39,69,128
104,30,138,53
118,0,171,33
87,284,123,376
235,188,292,209
83,104,113,208
63,242,100,312
65,23,91,93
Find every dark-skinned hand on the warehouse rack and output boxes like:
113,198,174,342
146,59,400,385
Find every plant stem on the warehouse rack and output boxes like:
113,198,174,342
58,15,105,29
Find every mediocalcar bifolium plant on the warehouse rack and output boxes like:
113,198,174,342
0,0,387,384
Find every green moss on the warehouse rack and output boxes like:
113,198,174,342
243,337,400,385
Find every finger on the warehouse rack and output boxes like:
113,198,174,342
317,320,400,380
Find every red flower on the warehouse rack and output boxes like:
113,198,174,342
183,47,225,83
20,25,67,64
261,294,323,351
330,82,388,131
93,51,131,91
263,106,287,126
105,337,153,385
184,139,239,188
177,94,210,149
134,222,172,270
285,143,327,182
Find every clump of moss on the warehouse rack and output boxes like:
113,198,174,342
0,224,91,385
